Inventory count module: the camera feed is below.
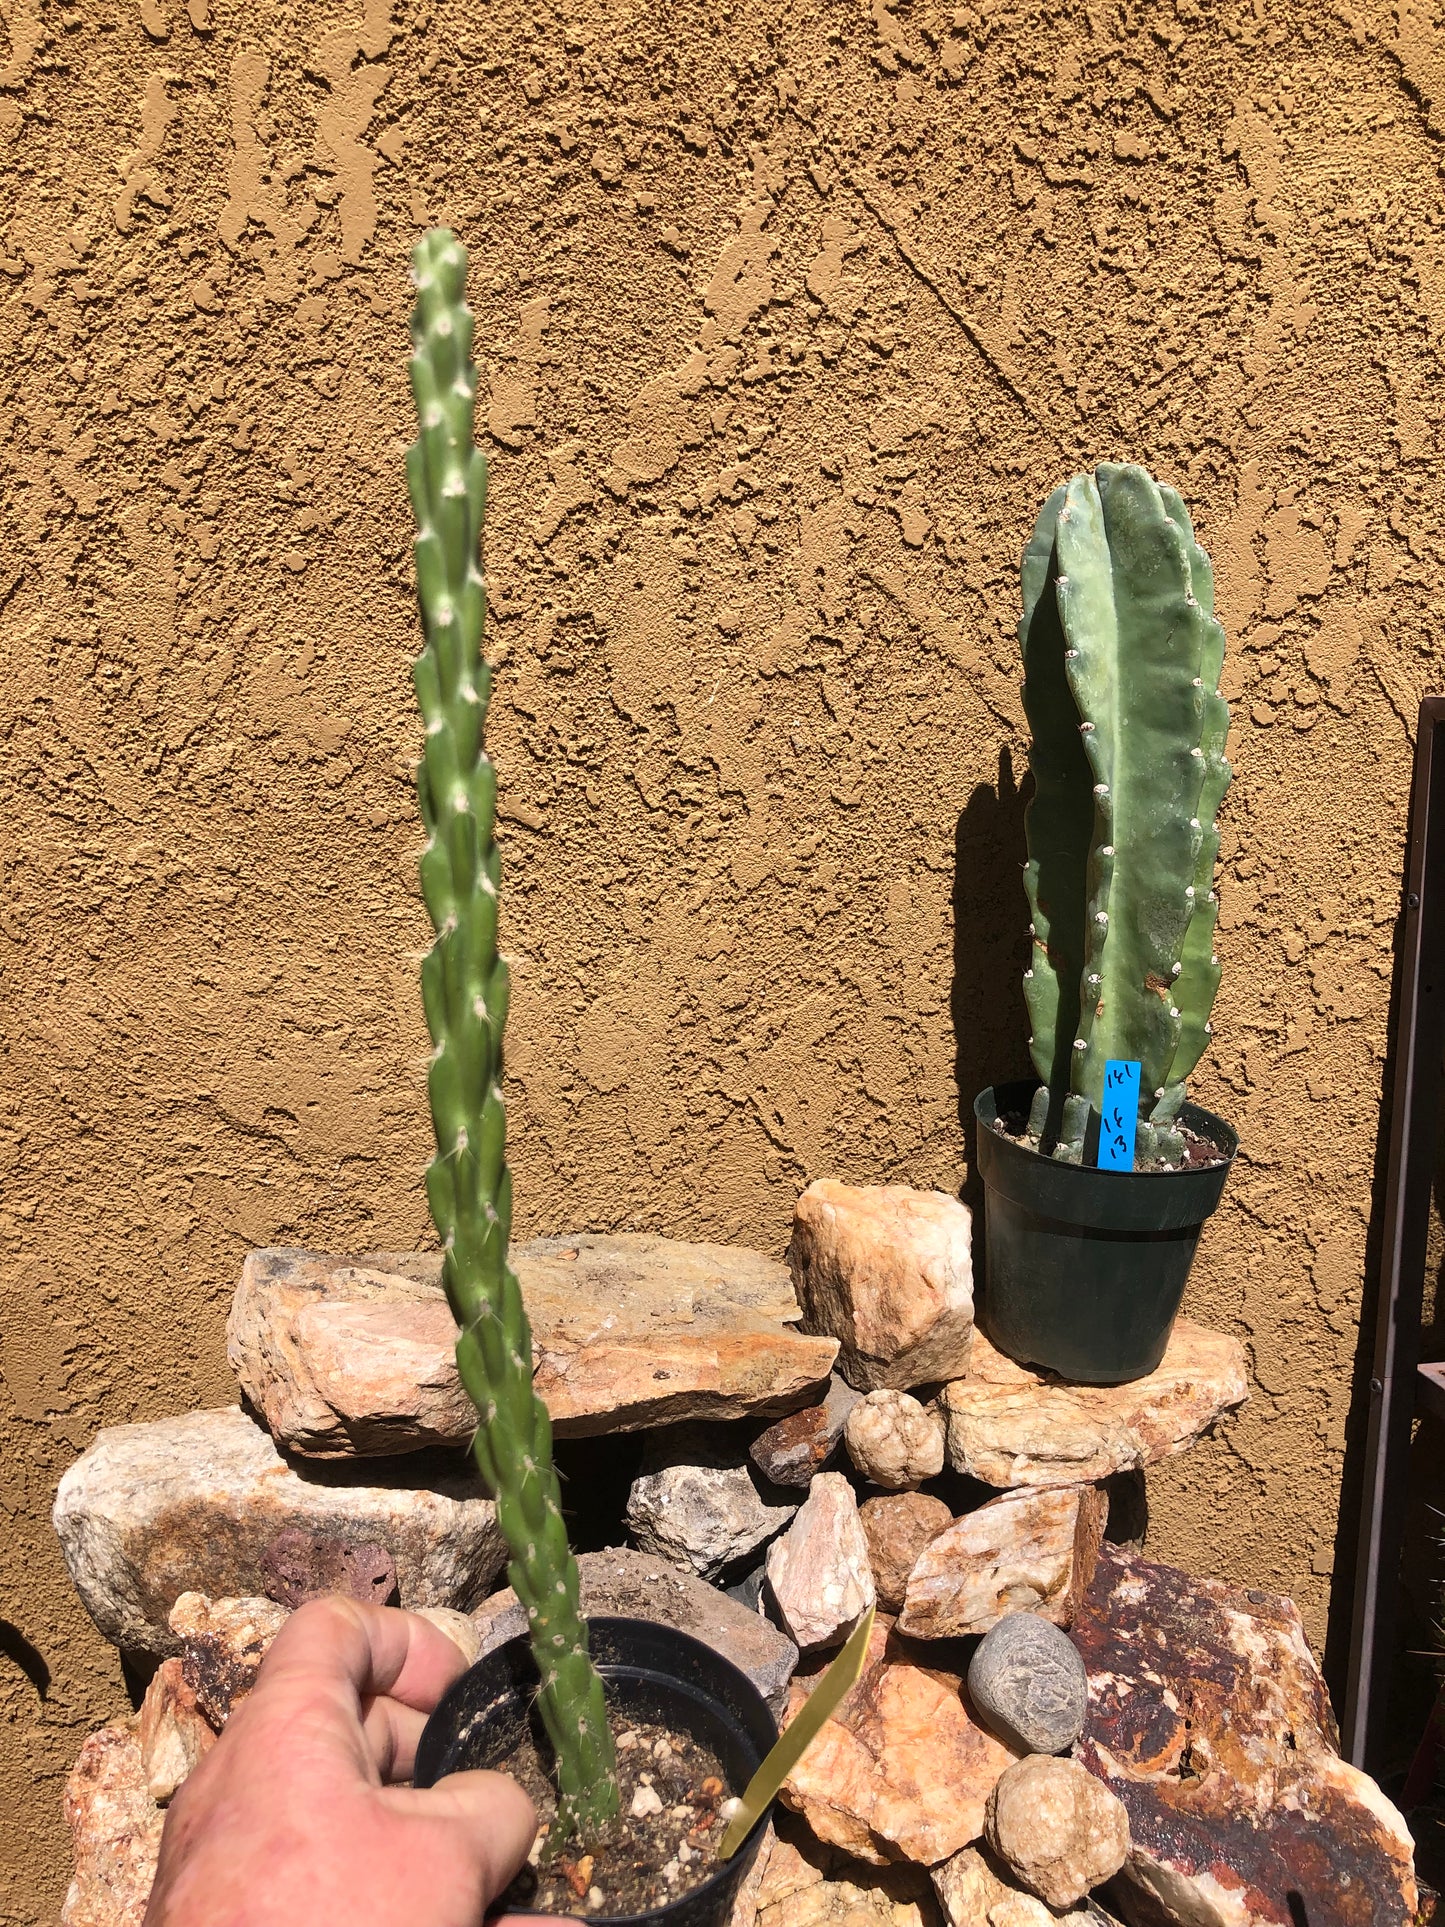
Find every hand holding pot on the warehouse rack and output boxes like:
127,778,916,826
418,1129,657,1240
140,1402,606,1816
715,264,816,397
145,1597,543,1927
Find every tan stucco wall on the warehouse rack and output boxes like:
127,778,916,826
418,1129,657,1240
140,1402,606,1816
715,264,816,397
3,0,1443,1912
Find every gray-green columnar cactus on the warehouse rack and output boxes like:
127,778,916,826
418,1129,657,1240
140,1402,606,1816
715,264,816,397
406,228,620,1839
1019,463,1232,1167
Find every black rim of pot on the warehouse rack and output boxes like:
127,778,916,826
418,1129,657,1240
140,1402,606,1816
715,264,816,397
414,1614,781,1927
974,1080,1238,1232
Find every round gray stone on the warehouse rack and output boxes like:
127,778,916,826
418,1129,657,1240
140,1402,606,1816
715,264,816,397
967,1612,1088,1755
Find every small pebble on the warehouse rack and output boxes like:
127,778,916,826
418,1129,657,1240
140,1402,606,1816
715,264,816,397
662,1858,682,1884
630,1783,664,1819
615,1730,639,1750
718,1797,742,1823
653,1737,672,1759
669,1805,692,1820
587,1890,604,1910
639,1771,654,1786
677,1842,693,1866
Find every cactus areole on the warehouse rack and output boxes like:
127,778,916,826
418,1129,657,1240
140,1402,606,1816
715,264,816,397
405,228,620,1841
1018,463,1233,1169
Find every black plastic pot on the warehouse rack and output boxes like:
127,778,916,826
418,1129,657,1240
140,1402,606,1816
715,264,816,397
974,1081,1238,1384
414,1616,779,1927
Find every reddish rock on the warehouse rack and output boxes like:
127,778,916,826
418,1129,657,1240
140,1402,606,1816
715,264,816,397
750,1376,862,1487
136,1657,216,1803
258,1529,397,1608
780,1618,1021,1866
61,1723,163,1927
1073,1547,1418,1927
859,1493,953,1613
899,1485,1105,1639
170,1592,288,1727
229,1239,838,1456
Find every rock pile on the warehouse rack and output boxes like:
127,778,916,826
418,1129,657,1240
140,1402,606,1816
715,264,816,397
52,1177,1412,1927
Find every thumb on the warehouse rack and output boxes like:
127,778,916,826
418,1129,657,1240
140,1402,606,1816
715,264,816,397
386,1768,539,1906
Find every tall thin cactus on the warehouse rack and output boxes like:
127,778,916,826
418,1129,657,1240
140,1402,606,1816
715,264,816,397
405,228,620,1841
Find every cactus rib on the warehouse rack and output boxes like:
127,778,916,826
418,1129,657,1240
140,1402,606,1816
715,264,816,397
1019,483,1090,1150
406,228,619,1842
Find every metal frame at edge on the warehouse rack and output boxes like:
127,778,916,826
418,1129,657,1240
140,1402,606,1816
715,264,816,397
1344,693,1445,1768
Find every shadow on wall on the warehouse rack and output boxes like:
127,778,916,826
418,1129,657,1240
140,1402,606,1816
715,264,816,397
0,1621,50,1699
950,745,1034,1213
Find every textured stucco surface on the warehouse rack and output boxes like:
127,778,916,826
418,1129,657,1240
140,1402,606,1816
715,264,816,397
2,0,1444,1913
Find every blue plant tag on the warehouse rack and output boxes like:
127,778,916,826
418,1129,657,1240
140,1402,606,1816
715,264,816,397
1098,1060,1142,1170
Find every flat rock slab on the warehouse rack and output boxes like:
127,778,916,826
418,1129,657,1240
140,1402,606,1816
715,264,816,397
1074,1547,1418,1927
473,1546,799,1713
940,1321,1247,1488
53,1406,506,1657
230,1238,839,1458
780,1617,1021,1867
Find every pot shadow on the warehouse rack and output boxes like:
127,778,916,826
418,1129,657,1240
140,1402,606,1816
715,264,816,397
950,746,1034,1212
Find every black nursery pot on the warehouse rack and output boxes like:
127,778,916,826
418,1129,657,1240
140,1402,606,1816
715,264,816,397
973,1081,1238,1384
414,1616,779,1927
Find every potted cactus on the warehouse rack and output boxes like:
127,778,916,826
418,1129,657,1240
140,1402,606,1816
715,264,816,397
974,464,1238,1384
401,230,778,1919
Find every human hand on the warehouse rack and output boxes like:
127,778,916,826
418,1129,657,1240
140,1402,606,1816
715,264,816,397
145,1596,539,1927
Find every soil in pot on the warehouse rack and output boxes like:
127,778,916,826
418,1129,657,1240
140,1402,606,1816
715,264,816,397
417,1617,777,1924
500,1712,736,1917
989,1104,1229,1173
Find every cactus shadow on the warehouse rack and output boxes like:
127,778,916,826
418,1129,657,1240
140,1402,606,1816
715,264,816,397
950,746,1034,1211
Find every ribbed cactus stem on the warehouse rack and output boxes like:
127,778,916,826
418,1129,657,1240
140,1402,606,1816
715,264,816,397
405,228,619,1842
1019,463,1231,1167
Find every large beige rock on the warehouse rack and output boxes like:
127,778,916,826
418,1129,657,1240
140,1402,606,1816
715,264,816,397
899,1485,1105,1639
136,1657,216,1804
940,1322,1247,1488
61,1723,163,1927
1074,1546,1419,1927
791,1183,974,1391
844,1391,946,1490
229,1239,839,1457
744,1823,940,1927
859,1493,953,1613
780,1618,1021,1866
985,1755,1129,1908
474,1546,798,1711
53,1405,506,1656
766,1472,875,1651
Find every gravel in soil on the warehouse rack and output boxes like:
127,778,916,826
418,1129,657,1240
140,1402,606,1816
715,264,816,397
499,1714,737,1917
